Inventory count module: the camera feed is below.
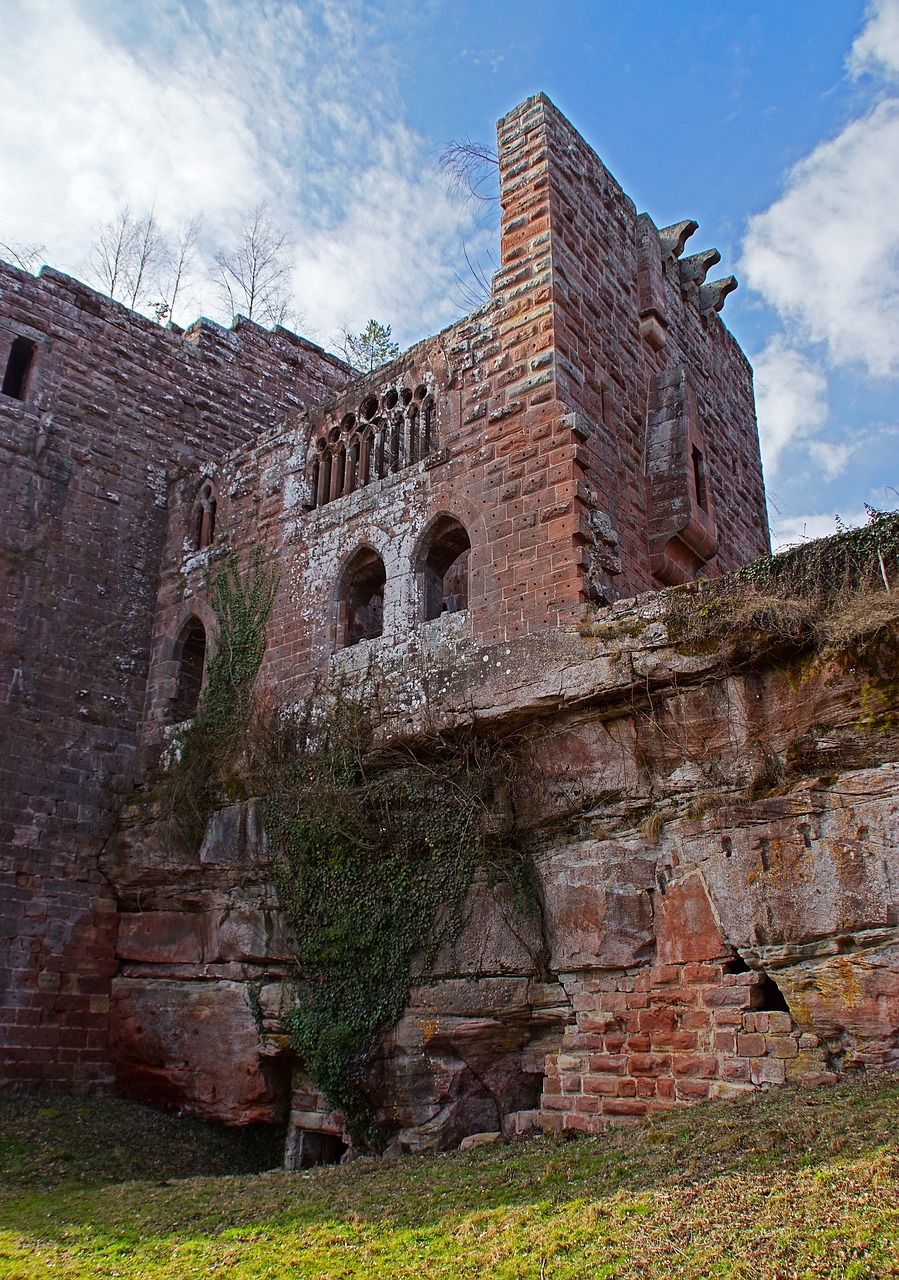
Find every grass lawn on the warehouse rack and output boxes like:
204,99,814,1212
1,1076,897,1279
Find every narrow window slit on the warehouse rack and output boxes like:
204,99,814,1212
2,338,36,401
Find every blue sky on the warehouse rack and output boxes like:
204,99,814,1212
2,0,898,546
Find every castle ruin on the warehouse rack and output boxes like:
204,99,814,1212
3,95,897,1158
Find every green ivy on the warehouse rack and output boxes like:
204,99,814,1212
254,688,539,1150
167,547,279,849
163,553,542,1151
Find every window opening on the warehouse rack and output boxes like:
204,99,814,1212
422,517,471,620
756,974,790,1013
339,549,386,647
422,398,435,455
375,426,387,479
692,445,707,511
346,438,359,494
360,433,372,487
192,482,217,550
407,407,419,464
389,415,401,472
331,446,346,501
2,337,36,401
318,452,332,506
173,618,206,721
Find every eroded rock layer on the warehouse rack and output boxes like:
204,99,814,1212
103,599,899,1155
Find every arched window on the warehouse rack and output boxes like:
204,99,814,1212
337,548,386,648
420,516,471,620
346,437,360,495
407,406,419,464
422,398,436,456
331,446,346,501
173,618,206,720
390,412,403,472
191,481,217,550
2,337,36,401
360,432,373,487
374,424,387,480
318,451,332,506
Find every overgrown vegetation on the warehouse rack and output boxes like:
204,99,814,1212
1,1076,897,1278
164,553,540,1150
165,548,279,849
253,687,539,1149
662,507,899,657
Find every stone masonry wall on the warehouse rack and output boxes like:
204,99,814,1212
4,92,773,1095
0,262,345,1088
531,96,769,585
143,95,767,741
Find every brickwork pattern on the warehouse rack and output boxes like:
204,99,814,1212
534,964,833,1134
0,262,345,1087
144,94,768,737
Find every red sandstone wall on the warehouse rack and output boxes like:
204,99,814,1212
0,262,345,1087
510,94,769,592
2,91,772,1093
145,95,768,735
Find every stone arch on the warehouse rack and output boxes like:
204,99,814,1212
416,514,472,620
335,546,387,648
172,616,207,720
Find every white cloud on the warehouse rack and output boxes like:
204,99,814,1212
751,337,829,475
742,96,899,378
848,0,899,80
0,0,485,346
1,1,267,264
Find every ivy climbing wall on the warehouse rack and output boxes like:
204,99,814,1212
104,567,899,1153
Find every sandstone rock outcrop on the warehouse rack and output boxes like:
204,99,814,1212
103,592,899,1154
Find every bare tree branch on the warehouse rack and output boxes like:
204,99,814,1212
88,205,140,300
125,207,167,309
214,201,296,327
438,137,499,210
153,216,202,325
0,240,46,273
439,138,501,311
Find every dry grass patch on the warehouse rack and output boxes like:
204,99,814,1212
662,509,899,659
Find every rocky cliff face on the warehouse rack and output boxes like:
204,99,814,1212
102,584,899,1159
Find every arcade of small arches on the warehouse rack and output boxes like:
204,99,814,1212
309,383,437,509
